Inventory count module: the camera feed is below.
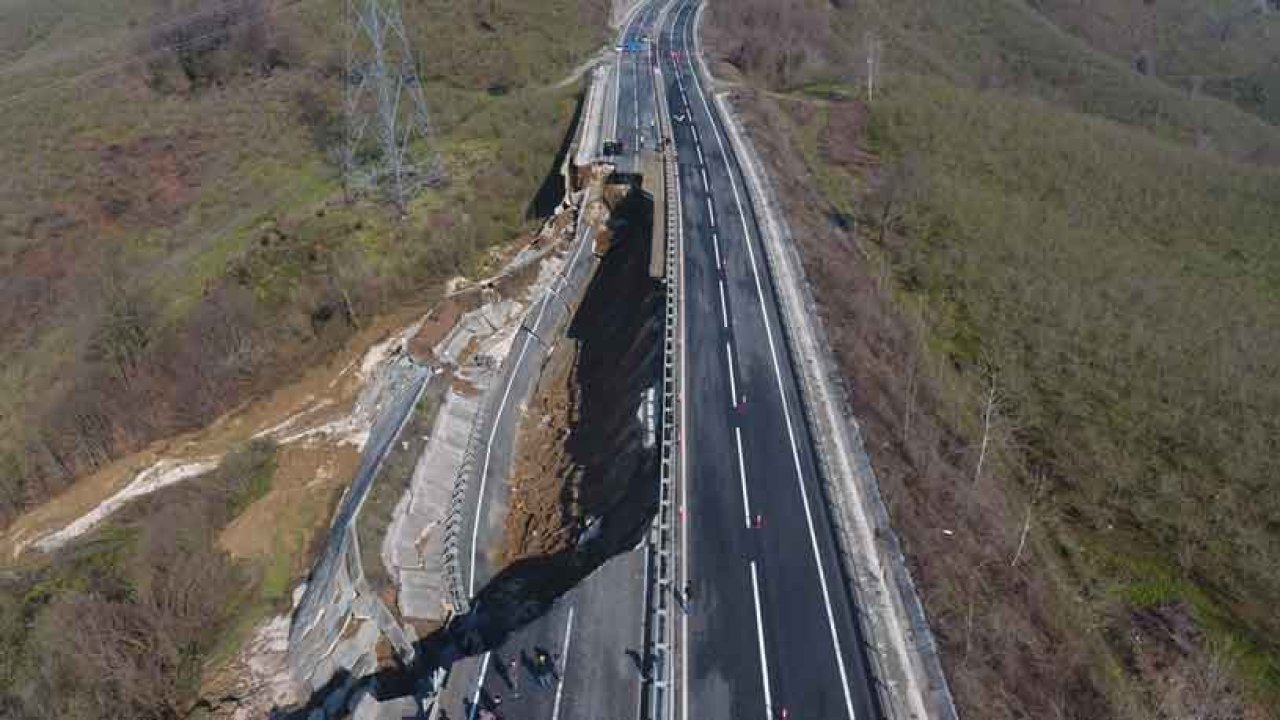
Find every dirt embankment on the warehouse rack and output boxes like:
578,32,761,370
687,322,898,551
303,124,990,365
503,188,662,567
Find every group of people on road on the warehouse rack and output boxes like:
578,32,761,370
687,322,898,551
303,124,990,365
464,647,561,720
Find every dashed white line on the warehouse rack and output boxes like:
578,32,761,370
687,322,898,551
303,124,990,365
468,652,492,720
735,427,751,528
749,561,774,717
725,340,737,401
712,231,722,271
717,279,729,328
705,195,715,225
700,165,709,187
696,144,705,164
551,606,575,720
680,4,859,718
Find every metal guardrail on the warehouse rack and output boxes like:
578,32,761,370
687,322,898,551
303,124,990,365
441,193,602,621
644,21,681,719
443,391,489,615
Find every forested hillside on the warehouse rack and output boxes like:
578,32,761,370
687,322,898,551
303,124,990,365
707,0,1280,717
0,0,609,528
0,1,609,716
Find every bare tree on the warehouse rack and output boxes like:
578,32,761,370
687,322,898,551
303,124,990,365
973,373,997,486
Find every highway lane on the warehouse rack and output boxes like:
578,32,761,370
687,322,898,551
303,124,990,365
612,2,661,175
440,4,668,719
659,2,883,719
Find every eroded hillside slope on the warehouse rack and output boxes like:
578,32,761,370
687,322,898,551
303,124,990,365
0,0,609,529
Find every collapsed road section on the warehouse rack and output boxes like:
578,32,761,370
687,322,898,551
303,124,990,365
279,28,675,713
429,166,667,720
436,167,662,653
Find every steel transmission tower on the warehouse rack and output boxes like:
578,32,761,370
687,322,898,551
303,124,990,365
343,0,443,212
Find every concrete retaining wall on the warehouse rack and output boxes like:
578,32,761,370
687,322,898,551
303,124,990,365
288,357,428,694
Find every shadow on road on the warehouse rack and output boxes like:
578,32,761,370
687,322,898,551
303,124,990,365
275,487,655,718
275,176,663,720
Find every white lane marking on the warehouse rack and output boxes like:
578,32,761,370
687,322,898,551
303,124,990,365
749,561,774,717
471,320,537,595
700,166,709,187
612,51,623,141
705,195,715,226
612,1,647,143
680,5,859,718
551,606,576,720
465,159,598,716
717,279,729,329
696,143,705,164
712,231,722,271
725,340,737,401
468,651,492,720
471,219,589,595
735,427,751,528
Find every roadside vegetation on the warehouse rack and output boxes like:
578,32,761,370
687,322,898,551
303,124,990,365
709,0,1280,717
0,441,278,719
0,0,609,715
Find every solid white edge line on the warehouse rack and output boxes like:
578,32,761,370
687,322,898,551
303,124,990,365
471,330,534,596
680,4,858,718
717,279,729,329
749,561,774,717
551,606,576,720
735,427,751,528
470,214,590,596
725,340,737,401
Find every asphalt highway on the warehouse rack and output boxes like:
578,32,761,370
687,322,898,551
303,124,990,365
659,2,883,719
441,1,884,716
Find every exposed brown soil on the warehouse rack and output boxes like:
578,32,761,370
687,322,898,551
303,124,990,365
0,307,421,562
408,299,465,360
218,440,359,562
502,188,661,568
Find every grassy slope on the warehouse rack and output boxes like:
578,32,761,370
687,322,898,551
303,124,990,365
0,0,609,526
710,0,1280,716
0,0,609,715
869,73,1280,705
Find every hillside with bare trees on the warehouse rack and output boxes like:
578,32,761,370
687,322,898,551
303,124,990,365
0,0,609,530
706,0,1280,717
0,0,609,716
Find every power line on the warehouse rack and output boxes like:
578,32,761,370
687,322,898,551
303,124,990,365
341,0,444,213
